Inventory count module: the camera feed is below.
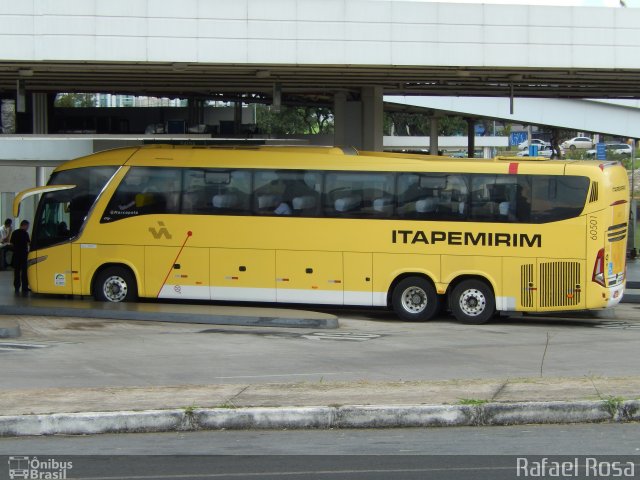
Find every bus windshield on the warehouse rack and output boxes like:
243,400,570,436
32,166,118,249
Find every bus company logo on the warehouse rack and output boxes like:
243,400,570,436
392,229,542,248
8,456,73,479
148,221,172,240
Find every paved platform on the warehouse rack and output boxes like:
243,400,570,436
0,271,338,329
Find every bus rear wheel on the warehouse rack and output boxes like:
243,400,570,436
391,276,440,322
94,266,138,303
450,279,495,324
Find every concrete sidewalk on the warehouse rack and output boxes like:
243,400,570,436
1,376,639,436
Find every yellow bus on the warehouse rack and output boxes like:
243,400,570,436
15,145,629,324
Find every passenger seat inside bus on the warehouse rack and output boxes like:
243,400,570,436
334,195,362,213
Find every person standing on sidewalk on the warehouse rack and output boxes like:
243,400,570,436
10,220,30,295
0,218,12,269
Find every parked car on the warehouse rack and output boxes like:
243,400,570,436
517,145,564,158
585,143,632,158
517,138,550,150
561,136,594,150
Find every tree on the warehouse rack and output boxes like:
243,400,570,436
256,105,334,135
54,93,96,108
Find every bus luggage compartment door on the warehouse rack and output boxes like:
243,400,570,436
343,252,373,306
210,248,276,302
146,246,210,300
502,258,537,312
276,250,343,305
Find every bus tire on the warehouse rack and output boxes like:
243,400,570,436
94,266,138,303
450,279,495,325
391,276,440,322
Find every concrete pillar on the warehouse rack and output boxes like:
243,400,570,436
361,86,383,152
234,101,242,135
333,92,347,146
466,118,475,158
32,92,48,134
36,167,47,187
429,117,439,155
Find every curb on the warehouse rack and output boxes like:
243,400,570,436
0,305,339,329
1,400,638,437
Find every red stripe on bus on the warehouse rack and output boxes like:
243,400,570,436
509,163,518,174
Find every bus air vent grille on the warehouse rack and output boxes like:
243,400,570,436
520,263,534,308
589,182,599,203
539,261,581,307
607,223,627,243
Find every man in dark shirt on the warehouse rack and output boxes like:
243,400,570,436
10,220,30,295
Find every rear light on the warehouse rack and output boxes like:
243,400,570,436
592,248,605,287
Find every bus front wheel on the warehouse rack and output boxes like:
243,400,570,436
450,279,495,324
94,266,138,303
391,276,440,322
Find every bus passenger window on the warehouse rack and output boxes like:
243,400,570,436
254,170,320,216
326,172,393,218
209,169,251,214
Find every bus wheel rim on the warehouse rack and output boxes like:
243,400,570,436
103,275,128,302
459,288,486,317
401,286,427,314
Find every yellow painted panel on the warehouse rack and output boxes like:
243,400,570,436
33,243,72,294
344,252,372,294
276,250,343,291
79,244,144,296
145,246,209,298
441,255,501,292
373,253,439,294
502,257,537,312
210,248,275,290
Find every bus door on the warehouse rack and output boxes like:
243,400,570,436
276,250,343,304
21,186,77,295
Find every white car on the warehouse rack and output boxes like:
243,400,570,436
518,138,550,150
586,143,632,158
517,145,564,158
561,136,594,150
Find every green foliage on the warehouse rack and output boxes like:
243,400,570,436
54,93,96,108
383,113,469,137
438,116,467,136
384,112,430,136
256,105,334,135
457,398,489,405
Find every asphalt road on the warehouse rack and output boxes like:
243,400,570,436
1,425,639,480
3,305,640,389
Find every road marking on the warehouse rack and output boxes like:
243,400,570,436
592,321,640,330
302,332,382,341
0,342,50,351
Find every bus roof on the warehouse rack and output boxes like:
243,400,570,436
53,144,616,176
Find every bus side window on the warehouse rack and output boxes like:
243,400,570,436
210,169,251,215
